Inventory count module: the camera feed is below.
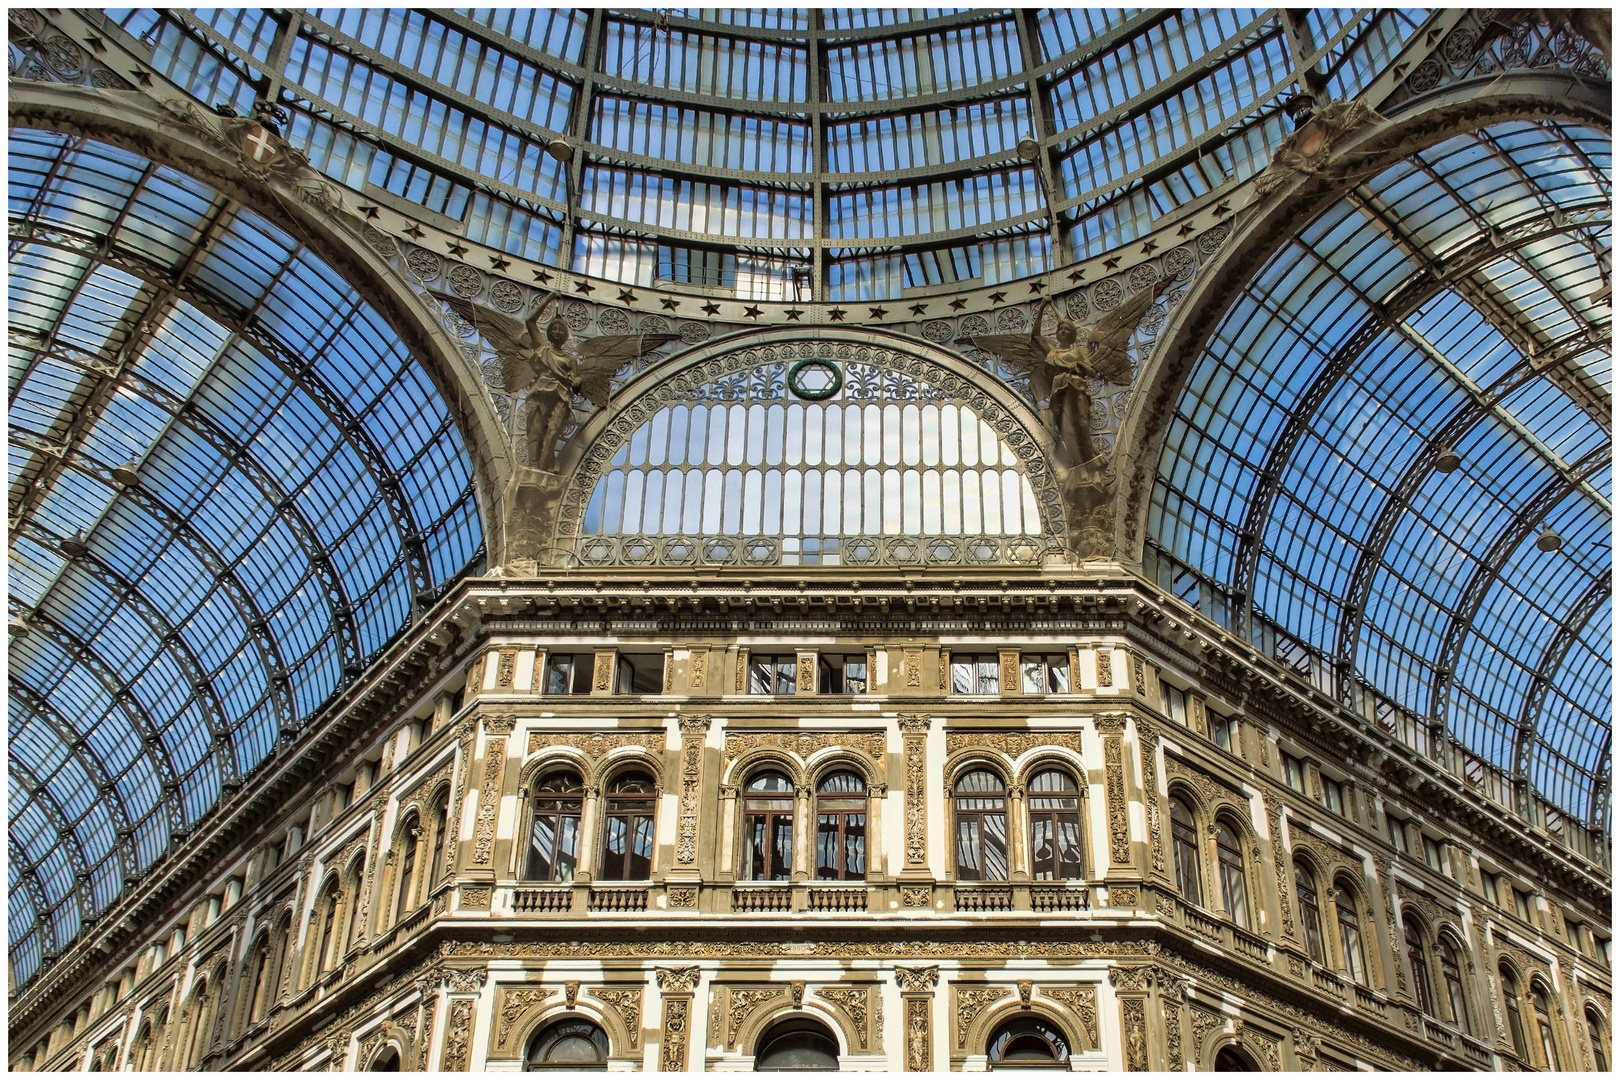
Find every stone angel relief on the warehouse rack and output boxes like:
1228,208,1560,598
959,285,1157,474
445,295,678,471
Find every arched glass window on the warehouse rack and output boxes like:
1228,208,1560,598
1405,918,1432,1015
572,348,1059,569
345,856,367,952
1501,965,1528,1059
316,877,341,974
395,812,422,922
745,772,796,881
526,1018,609,1071
599,772,656,880
1334,881,1367,986
953,770,1009,882
428,789,451,888
1027,769,1084,880
1213,1046,1257,1071
368,1046,401,1071
526,771,584,881
1438,936,1469,1034
245,934,272,1027
1295,862,1324,964
1169,798,1201,906
987,1016,1070,1069
1214,820,1249,930
1586,1007,1607,1072
1531,983,1560,1069
755,1016,839,1071
815,772,867,880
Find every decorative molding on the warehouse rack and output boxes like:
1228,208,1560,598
471,736,505,867
1137,720,1166,877
655,966,702,994
591,987,643,1051
459,885,491,909
797,652,816,693
592,651,614,692
1111,884,1140,907
1040,987,1098,1050
526,730,651,757
659,995,689,1072
444,939,1159,961
816,987,872,1051
904,996,931,1072
900,885,931,908
895,966,940,994
1103,729,1131,865
953,986,1009,1048
689,648,707,689
445,721,477,879
495,988,555,1051
904,648,923,689
723,730,885,771
945,731,1083,757
1097,649,1114,687
1189,1006,1225,1060
441,1000,473,1072
725,988,785,1050
676,716,709,865
1163,990,1185,1071
896,713,932,735
1017,979,1033,1007
901,717,929,867
484,714,516,735
1265,798,1295,940
666,885,698,908
999,651,1019,693
1109,967,1154,994
1121,994,1149,1071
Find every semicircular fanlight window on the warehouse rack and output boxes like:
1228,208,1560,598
568,347,1058,567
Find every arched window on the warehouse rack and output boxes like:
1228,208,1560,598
345,856,368,952
526,771,584,881
245,934,272,1028
1027,769,1084,880
272,914,294,1005
986,1016,1070,1069
427,789,452,888
1404,918,1432,1015
1213,1045,1257,1071
744,771,796,881
599,772,656,880
1214,819,1249,929
953,770,1009,882
1585,1006,1607,1072
1438,935,1469,1034
1530,982,1560,1069
1169,797,1201,906
131,1023,153,1073
1500,965,1528,1059
815,771,867,880
754,1016,840,1071
1333,880,1366,986
315,876,342,974
187,980,213,1068
368,1045,401,1071
1295,862,1324,964
395,812,422,922
526,1018,610,1071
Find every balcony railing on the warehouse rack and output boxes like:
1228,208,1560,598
1182,905,1227,944
1232,925,1270,962
1311,966,1345,998
1030,885,1089,912
1353,986,1385,1017
954,885,1014,912
514,887,572,914
588,886,648,912
732,885,792,913
1423,1019,1455,1047
807,886,869,912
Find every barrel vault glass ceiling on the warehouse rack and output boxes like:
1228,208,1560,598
7,6,1610,989
7,129,482,984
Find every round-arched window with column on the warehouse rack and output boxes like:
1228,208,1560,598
556,335,1064,568
754,1015,840,1071
525,1018,610,1071
986,1015,1070,1069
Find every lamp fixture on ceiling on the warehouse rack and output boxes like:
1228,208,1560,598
1433,447,1461,473
1535,526,1564,553
546,138,574,163
59,530,90,559
1016,136,1041,161
111,461,141,486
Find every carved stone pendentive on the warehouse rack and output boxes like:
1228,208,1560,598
493,988,556,1052
944,731,1083,757
1189,1006,1225,1061
719,987,784,1049
441,1000,474,1072
953,986,1010,1048
676,717,710,865
1025,988,1091,1051
723,730,885,772
1098,716,1131,866
471,736,507,867
1136,719,1166,878
817,987,873,1051
592,987,643,1051
526,730,650,758
899,714,930,868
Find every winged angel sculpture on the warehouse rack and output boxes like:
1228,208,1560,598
445,296,678,471
960,285,1157,474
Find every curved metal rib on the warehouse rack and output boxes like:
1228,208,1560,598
1510,575,1611,785
8,758,96,938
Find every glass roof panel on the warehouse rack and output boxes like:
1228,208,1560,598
8,131,481,986
1153,117,1611,817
